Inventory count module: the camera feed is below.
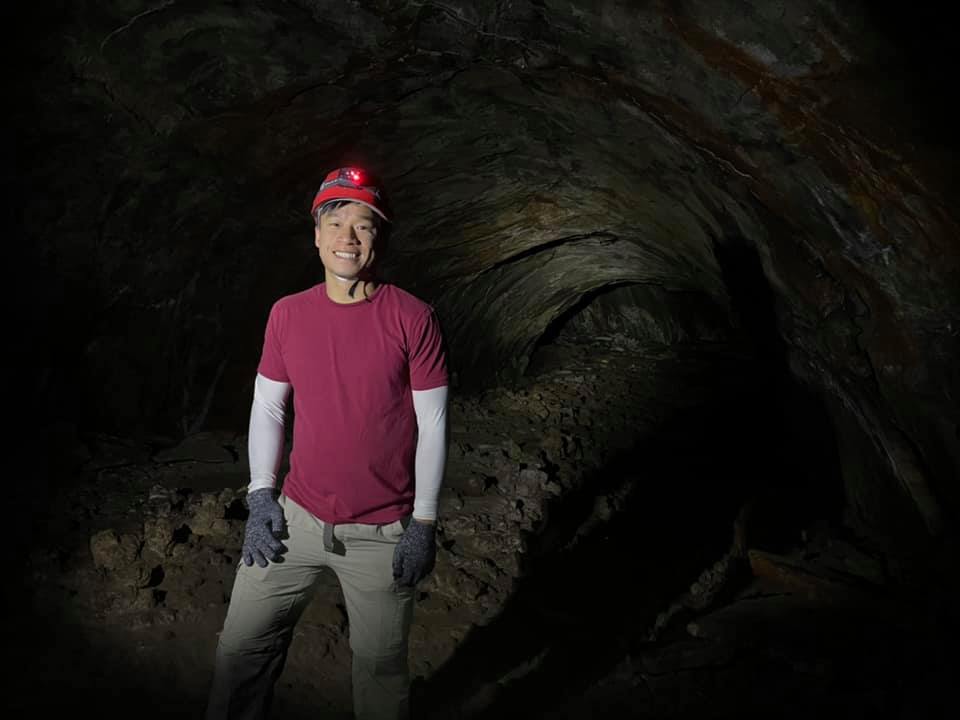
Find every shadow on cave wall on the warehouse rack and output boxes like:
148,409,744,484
711,236,846,548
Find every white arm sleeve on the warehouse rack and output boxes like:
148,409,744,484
411,385,449,521
247,373,292,493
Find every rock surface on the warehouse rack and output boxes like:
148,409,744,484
14,340,956,717
14,1,959,542
8,1,960,717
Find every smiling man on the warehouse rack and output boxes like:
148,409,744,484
206,167,450,720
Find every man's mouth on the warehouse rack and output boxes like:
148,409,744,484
334,251,361,259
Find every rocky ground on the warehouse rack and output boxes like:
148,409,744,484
6,337,956,718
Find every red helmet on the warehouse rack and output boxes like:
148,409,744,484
310,167,392,222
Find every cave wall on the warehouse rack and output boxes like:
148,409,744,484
547,283,731,348
13,1,960,538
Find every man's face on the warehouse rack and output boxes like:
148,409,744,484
314,202,379,281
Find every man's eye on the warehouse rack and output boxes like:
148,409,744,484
328,222,340,227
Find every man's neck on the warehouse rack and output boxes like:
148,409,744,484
325,275,380,304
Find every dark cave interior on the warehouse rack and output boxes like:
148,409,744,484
6,1,960,718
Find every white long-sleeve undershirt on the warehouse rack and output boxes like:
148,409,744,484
410,384,449,521
247,374,291,493
246,373,449,521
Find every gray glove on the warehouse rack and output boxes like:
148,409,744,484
242,488,287,567
392,520,436,587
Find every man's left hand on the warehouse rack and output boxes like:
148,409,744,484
392,519,436,588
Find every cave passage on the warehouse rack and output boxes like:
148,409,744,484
8,1,960,718
411,248,857,718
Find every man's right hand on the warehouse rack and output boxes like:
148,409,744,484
242,488,288,567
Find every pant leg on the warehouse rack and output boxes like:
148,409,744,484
206,494,326,720
327,518,415,720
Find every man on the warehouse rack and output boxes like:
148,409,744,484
206,167,450,720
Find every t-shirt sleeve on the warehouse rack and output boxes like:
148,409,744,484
409,307,449,391
257,302,290,383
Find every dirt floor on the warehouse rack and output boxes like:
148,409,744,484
7,338,958,718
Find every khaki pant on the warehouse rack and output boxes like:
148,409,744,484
206,493,415,720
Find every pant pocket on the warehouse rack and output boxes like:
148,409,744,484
380,517,408,543
279,494,322,535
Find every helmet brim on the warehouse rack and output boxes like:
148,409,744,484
311,189,392,223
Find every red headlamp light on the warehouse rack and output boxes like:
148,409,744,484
310,167,391,222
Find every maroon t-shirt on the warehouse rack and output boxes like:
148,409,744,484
257,283,448,524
